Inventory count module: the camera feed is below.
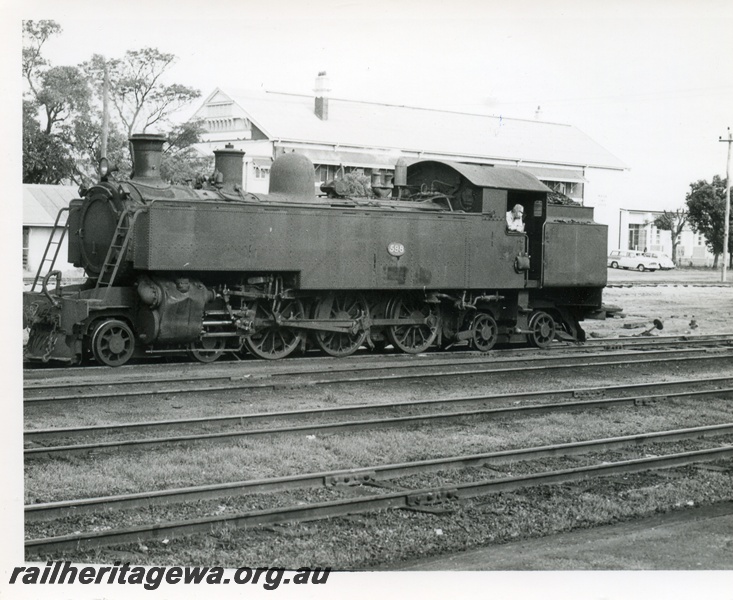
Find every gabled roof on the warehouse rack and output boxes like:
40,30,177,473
206,88,627,171
24,184,78,226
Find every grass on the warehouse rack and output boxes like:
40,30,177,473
30,466,733,569
25,395,733,503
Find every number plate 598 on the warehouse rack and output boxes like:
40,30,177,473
387,242,405,257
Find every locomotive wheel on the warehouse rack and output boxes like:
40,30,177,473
527,311,557,349
188,337,226,363
470,313,498,352
313,293,369,357
91,319,135,367
386,296,440,354
245,299,305,360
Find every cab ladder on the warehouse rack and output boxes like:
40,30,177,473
30,207,70,293
94,208,140,298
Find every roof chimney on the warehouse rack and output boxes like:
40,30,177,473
314,71,330,121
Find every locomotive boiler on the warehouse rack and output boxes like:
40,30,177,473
23,133,608,366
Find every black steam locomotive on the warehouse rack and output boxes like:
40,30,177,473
23,134,607,366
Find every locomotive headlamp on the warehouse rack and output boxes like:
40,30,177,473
99,157,110,180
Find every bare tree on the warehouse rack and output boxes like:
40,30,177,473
653,209,688,264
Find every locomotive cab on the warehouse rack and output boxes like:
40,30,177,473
405,160,550,282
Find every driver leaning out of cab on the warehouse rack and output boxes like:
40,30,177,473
506,204,525,232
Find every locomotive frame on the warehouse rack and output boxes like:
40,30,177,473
23,134,608,366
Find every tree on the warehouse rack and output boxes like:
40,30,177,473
653,209,687,264
685,175,733,268
23,100,75,184
23,20,101,185
22,20,61,96
159,120,213,184
24,22,205,185
84,49,201,138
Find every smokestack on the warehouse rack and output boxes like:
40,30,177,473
213,144,245,192
129,134,167,181
314,71,330,121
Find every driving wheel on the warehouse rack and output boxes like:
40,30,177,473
245,299,305,360
386,295,440,354
313,293,369,357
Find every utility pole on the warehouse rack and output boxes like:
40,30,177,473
101,59,110,161
721,128,732,282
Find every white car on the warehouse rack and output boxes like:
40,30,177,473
644,252,675,269
607,250,659,271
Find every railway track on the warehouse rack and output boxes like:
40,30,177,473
23,333,733,382
23,344,733,404
25,422,733,554
24,376,733,458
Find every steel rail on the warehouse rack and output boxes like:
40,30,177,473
23,336,733,391
25,422,733,522
24,385,733,459
24,375,733,443
22,334,733,391
25,444,733,554
22,348,733,403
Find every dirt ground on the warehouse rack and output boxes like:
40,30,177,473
585,268,733,338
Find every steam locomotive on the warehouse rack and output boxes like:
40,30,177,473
23,134,608,366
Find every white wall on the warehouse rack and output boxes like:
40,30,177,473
25,227,83,280
582,167,629,251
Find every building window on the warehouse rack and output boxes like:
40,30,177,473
254,166,270,179
652,226,661,245
696,233,704,246
23,227,29,270
628,224,646,250
314,164,339,183
541,181,578,197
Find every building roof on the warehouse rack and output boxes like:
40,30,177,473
202,88,627,171
24,184,78,226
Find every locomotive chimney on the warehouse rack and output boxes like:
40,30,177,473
314,71,330,121
129,133,167,181
213,144,245,192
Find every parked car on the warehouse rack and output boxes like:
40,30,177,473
644,252,675,269
607,250,660,271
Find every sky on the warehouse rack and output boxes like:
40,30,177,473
6,0,733,212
